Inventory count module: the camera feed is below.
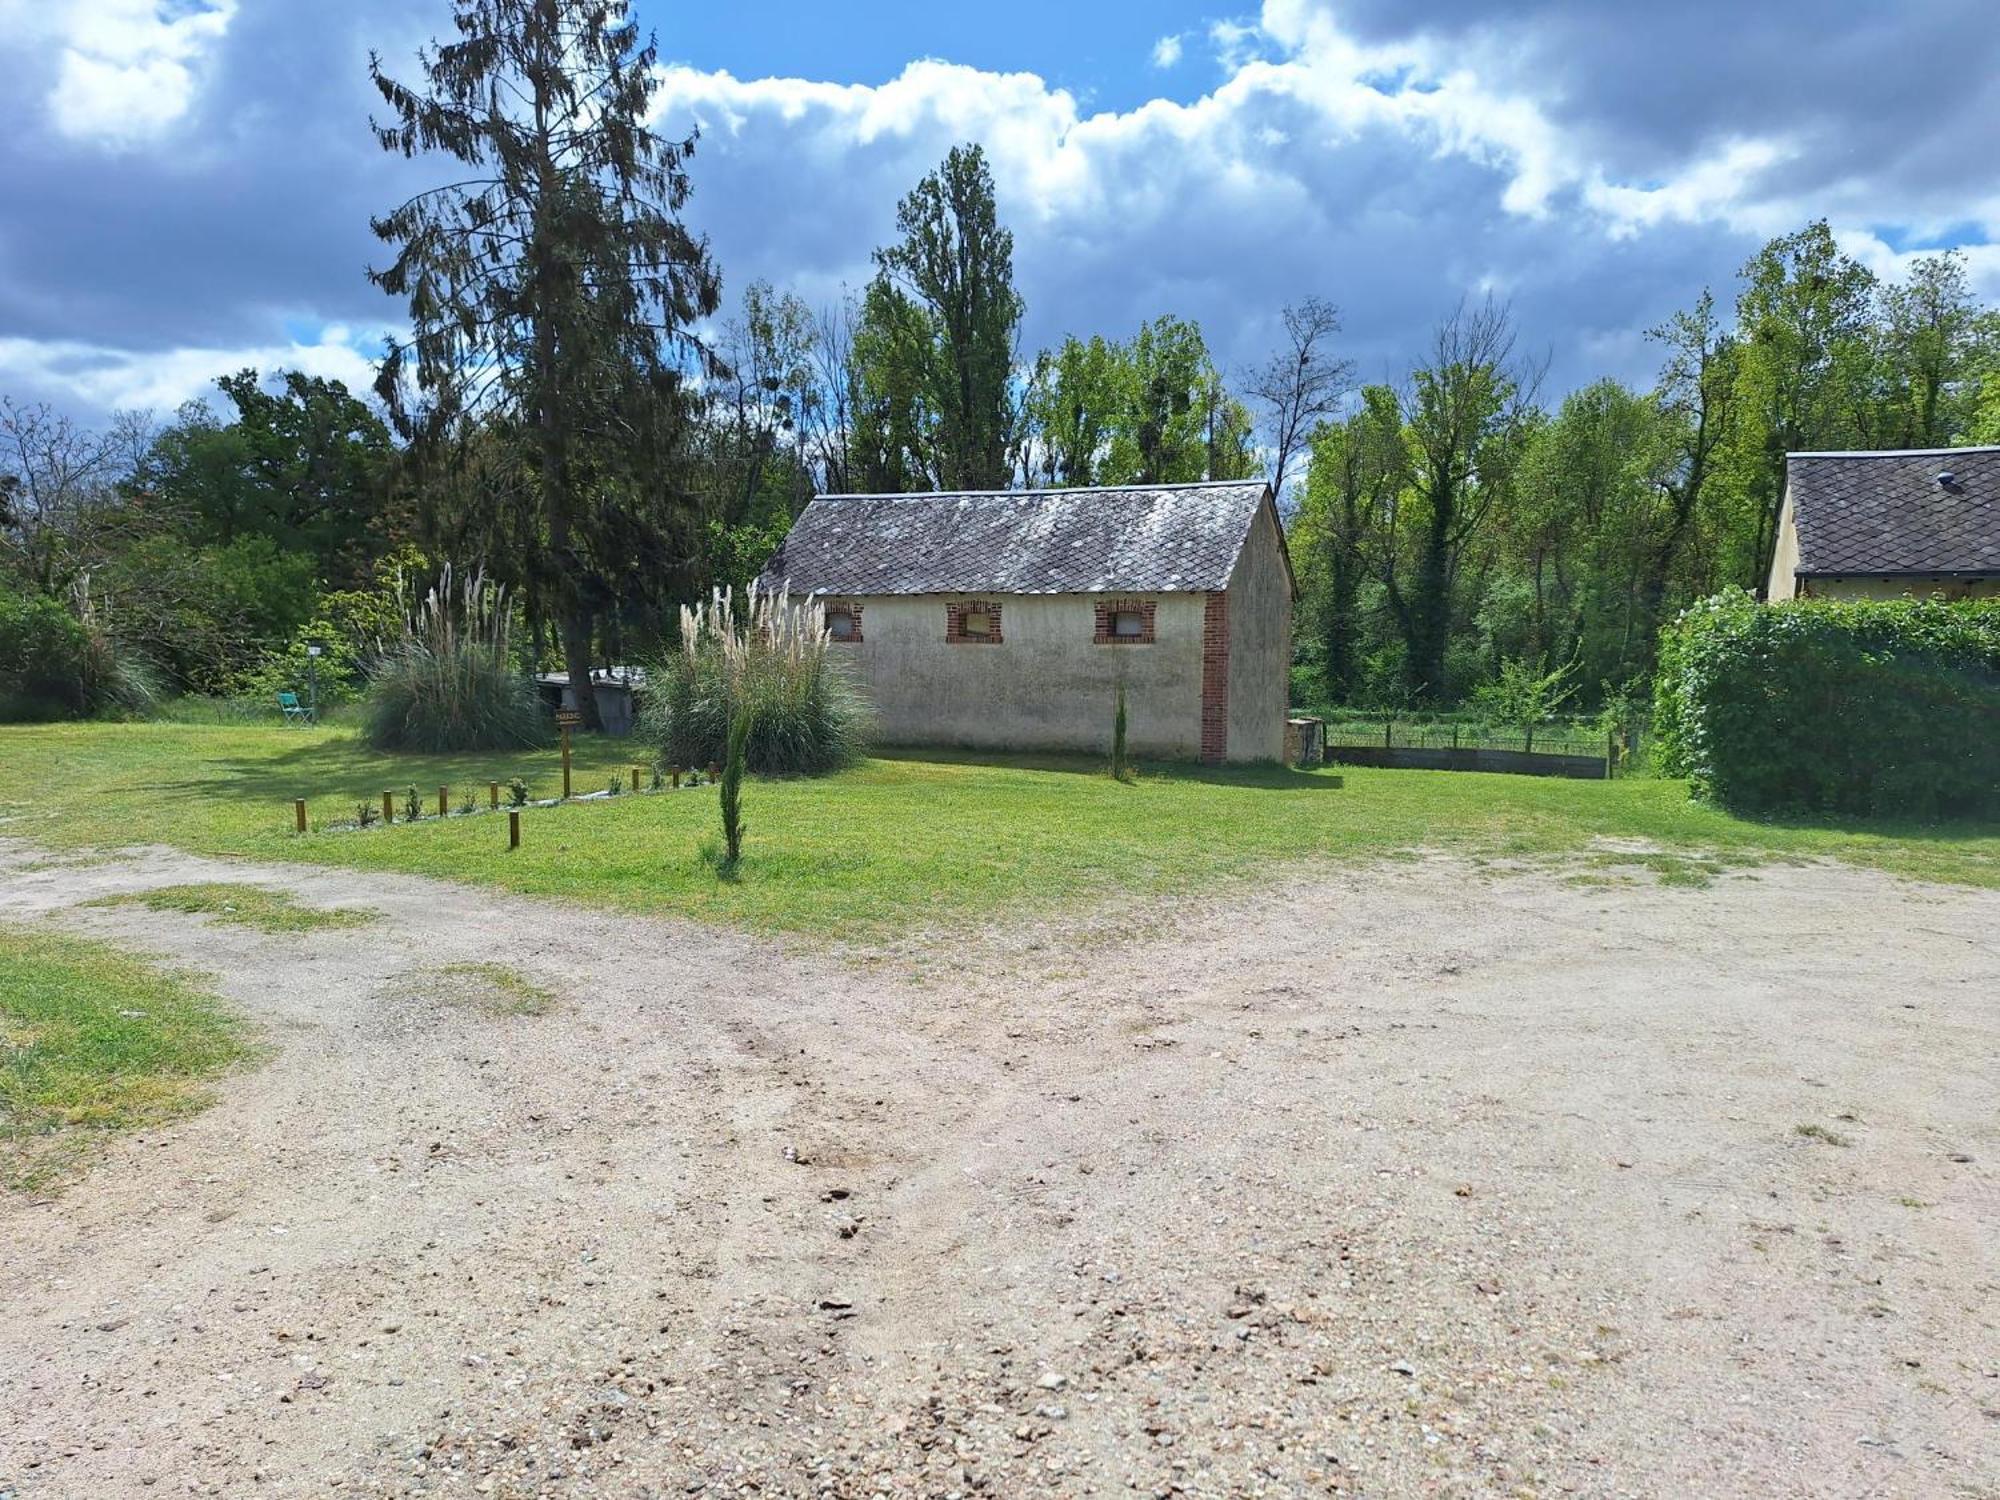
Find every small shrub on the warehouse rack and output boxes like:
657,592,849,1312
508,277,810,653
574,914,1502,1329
718,704,752,870
356,801,379,828
605,775,622,797
1111,681,1131,781
403,785,422,823
1473,653,1580,753
458,788,478,815
1654,590,2000,818
642,585,867,776
362,565,545,753
507,777,529,808
0,586,156,722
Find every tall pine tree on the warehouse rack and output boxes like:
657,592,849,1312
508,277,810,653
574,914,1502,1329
368,0,720,726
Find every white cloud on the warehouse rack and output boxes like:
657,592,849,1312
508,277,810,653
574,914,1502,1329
657,3,1786,245
1151,34,1184,70
0,0,240,147
0,325,383,414
7,0,1998,422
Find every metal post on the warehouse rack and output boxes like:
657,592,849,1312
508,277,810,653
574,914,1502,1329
293,798,307,834
508,810,521,850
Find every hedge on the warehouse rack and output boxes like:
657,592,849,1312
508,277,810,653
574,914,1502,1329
1653,589,2000,819
0,590,89,719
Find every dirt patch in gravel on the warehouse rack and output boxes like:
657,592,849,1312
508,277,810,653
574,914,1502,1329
1,841,1995,1499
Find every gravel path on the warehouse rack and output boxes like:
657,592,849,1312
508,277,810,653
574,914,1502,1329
1,841,1995,1499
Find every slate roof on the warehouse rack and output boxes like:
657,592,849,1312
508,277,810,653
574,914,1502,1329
755,481,1273,596
1788,447,2000,577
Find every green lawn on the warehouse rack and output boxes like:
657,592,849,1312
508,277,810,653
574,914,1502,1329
5,720,1996,937
0,925,253,1190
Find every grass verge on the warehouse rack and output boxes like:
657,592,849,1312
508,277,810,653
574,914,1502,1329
429,962,558,1017
0,926,252,1191
2,721,1996,939
91,882,375,933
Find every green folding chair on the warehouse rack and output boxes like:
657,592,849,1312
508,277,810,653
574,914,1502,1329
277,691,315,725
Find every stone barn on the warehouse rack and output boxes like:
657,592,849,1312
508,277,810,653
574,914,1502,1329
756,481,1295,763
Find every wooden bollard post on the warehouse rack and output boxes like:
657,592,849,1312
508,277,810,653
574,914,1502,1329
438,785,449,818
508,810,521,850
631,766,641,793
382,790,395,825
707,761,720,780
560,721,574,799
489,780,499,809
670,766,681,788
293,798,308,834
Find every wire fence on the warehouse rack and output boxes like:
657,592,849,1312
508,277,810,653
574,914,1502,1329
1320,717,1615,758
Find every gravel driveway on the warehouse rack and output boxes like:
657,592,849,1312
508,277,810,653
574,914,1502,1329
1,842,1995,1499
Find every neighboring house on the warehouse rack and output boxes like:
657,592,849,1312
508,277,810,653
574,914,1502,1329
755,481,1295,763
1766,446,1999,601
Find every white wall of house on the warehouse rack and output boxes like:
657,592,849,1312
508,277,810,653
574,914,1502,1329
1796,575,1998,600
1765,485,1802,601
826,592,1207,758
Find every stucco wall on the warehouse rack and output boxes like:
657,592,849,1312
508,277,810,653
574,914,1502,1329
1765,486,1801,601
826,592,1207,757
1222,501,1293,762
1797,575,1998,601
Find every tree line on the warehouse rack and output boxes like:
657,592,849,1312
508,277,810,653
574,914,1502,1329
4,0,1997,726
1294,227,1998,707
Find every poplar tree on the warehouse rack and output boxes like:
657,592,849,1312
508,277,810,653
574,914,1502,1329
867,144,1023,490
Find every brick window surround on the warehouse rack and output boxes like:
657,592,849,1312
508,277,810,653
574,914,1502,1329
822,600,863,643
945,600,1004,644
1093,598,1158,644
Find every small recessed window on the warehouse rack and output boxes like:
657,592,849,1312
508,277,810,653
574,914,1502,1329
1112,610,1145,638
962,610,992,637
827,609,856,640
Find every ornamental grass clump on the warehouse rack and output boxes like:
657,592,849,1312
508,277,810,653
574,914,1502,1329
644,584,866,776
363,565,545,753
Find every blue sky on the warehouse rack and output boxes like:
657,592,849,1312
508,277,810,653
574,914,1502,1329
0,1,1995,421
651,1,1231,111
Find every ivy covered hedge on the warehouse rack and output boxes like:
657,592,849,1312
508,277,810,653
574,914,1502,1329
1653,590,2000,819
0,588,155,722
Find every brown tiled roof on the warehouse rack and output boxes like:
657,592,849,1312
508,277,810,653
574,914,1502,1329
755,481,1271,596
1788,447,2000,577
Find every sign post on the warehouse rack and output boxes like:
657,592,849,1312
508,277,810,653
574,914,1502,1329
555,709,582,798
305,644,322,721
